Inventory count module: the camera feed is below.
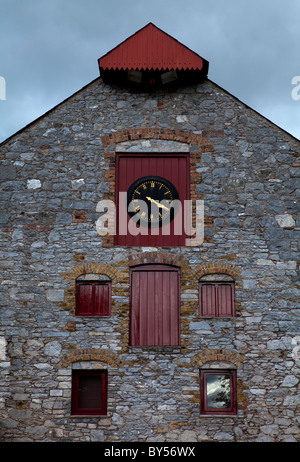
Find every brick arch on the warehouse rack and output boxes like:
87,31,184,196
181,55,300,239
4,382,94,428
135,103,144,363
60,348,121,368
101,127,210,147
193,262,241,284
128,251,183,268
191,349,244,368
61,262,127,316
62,262,120,282
101,127,215,247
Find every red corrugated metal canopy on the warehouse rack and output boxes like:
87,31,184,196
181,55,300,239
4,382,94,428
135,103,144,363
98,22,208,73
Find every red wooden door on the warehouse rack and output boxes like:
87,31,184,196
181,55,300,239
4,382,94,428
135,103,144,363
130,265,180,346
116,153,189,246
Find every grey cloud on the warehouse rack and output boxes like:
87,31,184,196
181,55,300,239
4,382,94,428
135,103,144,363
0,0,299,142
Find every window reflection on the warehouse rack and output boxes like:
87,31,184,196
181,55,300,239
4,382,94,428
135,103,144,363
206,374,231,408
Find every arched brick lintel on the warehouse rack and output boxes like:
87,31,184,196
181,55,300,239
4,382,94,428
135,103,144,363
62,262,120,282
101,127,210,147
128,251,183,268
192,349,244,368
193,262,241,284
60,348,121,368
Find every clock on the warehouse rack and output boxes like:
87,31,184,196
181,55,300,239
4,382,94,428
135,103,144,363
127,176,179,227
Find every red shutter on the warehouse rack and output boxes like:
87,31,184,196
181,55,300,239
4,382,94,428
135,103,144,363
199,282,235,317
76,282,111,316
94,283,111,316
199,283,217,317
116,153,189,246
76,282,93,316
130,265,180,346
218,283,235,317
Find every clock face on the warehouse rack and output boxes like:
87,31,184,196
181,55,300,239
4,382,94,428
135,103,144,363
127,176,179,227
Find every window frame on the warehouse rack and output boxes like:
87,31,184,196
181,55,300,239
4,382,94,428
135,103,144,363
200,369,237,416
71,369,108,416
199,280,235,317
75,280,111,317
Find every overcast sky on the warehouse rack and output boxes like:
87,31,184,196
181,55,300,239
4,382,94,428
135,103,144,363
0,0,299,143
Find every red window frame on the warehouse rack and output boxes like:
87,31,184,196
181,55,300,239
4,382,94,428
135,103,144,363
199,282,235,317
75,281,111,316
71,370,108,416
200,369,237,415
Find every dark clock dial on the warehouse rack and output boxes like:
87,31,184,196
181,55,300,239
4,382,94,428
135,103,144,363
127,176,179,227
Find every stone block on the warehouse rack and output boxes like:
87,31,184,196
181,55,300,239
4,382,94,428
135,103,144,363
46,289,64,302
0,337,7,360
0,165,16,180
275,214,296,229
0,213,9,224
27,179,41,189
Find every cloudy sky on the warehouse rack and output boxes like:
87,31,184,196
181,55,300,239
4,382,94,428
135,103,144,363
0,0,299,143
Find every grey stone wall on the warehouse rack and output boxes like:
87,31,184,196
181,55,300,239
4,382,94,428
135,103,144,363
0,77,299,442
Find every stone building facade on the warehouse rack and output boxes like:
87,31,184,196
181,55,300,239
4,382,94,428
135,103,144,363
0,24,299,442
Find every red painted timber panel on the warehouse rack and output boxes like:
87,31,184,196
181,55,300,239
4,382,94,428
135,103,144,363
130,265,180,346
115,153,189,246
199,283,235,317
76,282,111,316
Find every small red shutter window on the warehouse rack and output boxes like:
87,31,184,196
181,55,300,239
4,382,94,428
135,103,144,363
76,281,111,316
130,265,180,346
199,282,235,317
71,370,107,415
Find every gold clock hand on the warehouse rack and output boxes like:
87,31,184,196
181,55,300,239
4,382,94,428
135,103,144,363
157,202,170,211
146,197,170,211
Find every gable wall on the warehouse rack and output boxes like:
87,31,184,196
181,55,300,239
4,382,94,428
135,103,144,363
0,77,299,442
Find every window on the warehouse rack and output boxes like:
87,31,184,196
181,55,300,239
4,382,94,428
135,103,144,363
199,275,235,317
76,280,111,316
200,369,237,415
130,264,180,346
71,370,107,415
